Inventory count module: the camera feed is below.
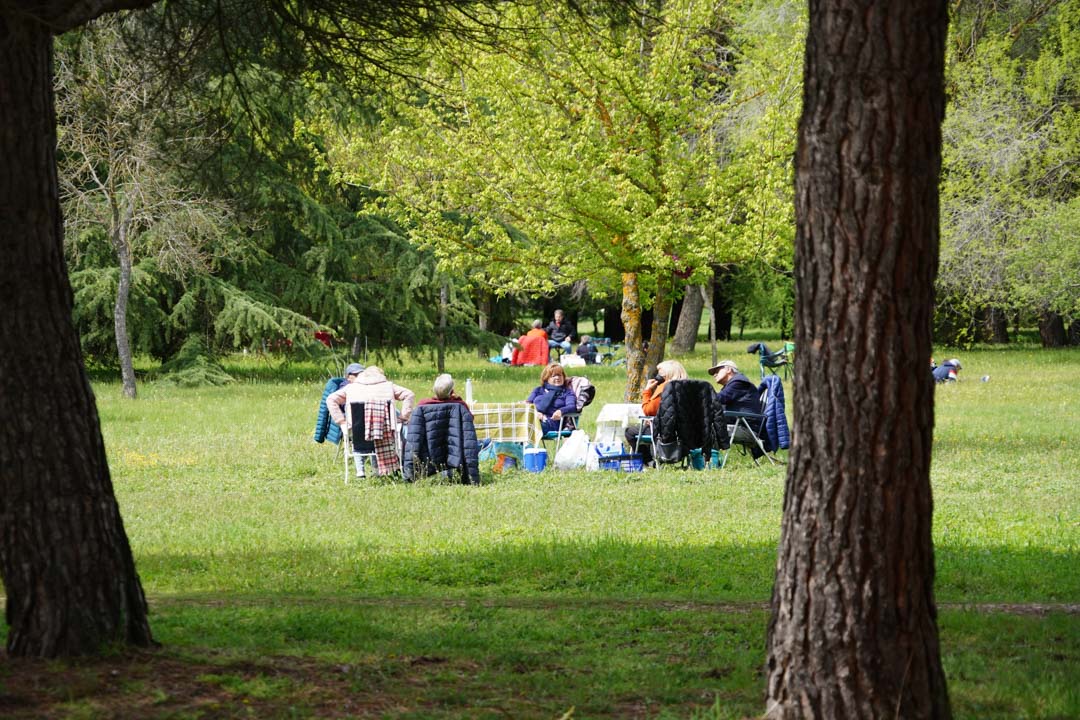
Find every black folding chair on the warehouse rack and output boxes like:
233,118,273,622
719,386,783,467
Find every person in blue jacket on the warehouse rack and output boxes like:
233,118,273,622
933,358,961,383
313,363,364,444
526,363,578,433
708,360,761,416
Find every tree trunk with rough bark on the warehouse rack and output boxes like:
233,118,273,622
766,1,952,718
670,283,703,355
112,220,137,399
643,278,672,372
621,272,646,400
703,281,718,369
0,13,154,657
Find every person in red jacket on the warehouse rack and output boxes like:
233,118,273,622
511,320,550,366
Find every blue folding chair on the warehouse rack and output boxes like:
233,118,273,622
748,342,790,381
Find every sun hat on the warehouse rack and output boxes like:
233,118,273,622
344,363,365,376
707,360,738,376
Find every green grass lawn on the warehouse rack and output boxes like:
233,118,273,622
2,340,1077,718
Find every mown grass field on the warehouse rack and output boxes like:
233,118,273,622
2,339,1078,719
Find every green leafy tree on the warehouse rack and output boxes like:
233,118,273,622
56,15,235,397
328,0,800,395
939,0,1080,345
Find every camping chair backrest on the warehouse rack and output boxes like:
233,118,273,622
343,400,399,482
748,342,790,380
346,401,397,451
566,375,596,412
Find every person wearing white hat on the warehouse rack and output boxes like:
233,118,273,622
708,360,762,415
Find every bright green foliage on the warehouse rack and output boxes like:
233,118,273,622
940,0,1080,334
328,0,803,299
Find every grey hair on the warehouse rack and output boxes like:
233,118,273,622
433,373,455,399
531,319,543,329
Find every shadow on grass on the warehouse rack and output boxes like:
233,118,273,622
0,541,1076,718
53,595,1079,719
134,539,1080,605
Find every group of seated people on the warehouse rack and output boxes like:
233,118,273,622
319,360,583,479
504,309,603,366
319,352,774,479
624,358,764,465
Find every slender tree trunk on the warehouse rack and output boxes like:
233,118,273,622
477,290,491,360
670,283,704,355
112,221,137,399
0,17,154,657
621,272,646,401
643,277,673,372
766,1,951,718
984,306,1009,344
713,265,734,342
437,281,448,372
703,279,718,369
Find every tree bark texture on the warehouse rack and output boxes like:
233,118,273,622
476,290,491,359
621,272,646,401
670,283,704,355
766,1,951,718
643,277,673,372
0,15,154,657
112,220,137,399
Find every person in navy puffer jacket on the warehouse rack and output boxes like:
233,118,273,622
405,374,480,483
526,363,578,433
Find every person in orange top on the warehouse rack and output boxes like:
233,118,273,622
511,320,550,366
625,359,688,464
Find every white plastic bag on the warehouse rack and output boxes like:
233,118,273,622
554,429,590,470
559,353,586,367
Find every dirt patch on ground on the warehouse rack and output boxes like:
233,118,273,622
0,648,400,719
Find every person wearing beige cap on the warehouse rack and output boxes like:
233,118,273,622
708,360,762,415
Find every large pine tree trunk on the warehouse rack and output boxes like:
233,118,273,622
766,1,951,718
0,15,154,657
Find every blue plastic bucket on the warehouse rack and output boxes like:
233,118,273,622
523,448,548,472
